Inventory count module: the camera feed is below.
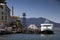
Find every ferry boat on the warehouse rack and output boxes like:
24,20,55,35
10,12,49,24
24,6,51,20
41,20,54,34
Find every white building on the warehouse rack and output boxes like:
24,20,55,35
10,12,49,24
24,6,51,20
28,24,38,30
5,27,12,31
0,3,11,27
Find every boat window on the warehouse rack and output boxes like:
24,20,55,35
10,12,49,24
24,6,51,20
43,25,51,27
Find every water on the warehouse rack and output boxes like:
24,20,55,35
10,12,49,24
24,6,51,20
0,29,60,40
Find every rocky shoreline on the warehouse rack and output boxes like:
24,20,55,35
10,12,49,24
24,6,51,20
0,29,54,35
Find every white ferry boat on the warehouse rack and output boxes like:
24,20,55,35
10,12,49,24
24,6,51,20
41,20,54,34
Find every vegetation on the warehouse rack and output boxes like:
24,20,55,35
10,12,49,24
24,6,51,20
10,20,24,29
0,0,6,4
16,20,24,29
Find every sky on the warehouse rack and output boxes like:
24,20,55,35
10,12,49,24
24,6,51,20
6,0,60,23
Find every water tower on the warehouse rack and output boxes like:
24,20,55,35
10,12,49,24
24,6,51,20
22,12,26,27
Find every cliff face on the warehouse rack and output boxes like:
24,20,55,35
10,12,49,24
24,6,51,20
20,17,60,28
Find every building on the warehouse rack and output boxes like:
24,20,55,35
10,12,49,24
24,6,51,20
11,16,19,22
0,2,11,27
28,24,38,30
10,6,20,22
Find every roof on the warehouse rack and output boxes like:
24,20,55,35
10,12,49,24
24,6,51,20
28,24,38,29
11,16,19,19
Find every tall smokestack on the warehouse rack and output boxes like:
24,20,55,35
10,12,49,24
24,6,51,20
12,6,14,16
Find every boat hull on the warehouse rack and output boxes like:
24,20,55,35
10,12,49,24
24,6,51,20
41,30,54,34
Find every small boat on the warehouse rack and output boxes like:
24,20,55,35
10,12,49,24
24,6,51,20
41,19,54,34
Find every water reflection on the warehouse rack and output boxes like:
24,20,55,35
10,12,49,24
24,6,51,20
41,34,53,37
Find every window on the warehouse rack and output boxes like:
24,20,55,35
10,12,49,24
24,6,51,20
2,16,3,20
0,5,3,9
2,12,3,15
5,16,7,20
43,25,51,27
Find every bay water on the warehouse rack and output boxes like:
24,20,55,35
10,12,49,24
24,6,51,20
0,28,60,40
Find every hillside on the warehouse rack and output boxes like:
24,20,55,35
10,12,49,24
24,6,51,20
20,17,60,28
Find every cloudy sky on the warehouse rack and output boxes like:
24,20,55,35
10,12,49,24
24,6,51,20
6,0,60,23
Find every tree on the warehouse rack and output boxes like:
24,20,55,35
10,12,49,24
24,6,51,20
0,0,6,4
10,20,24,29
16,20,24,29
